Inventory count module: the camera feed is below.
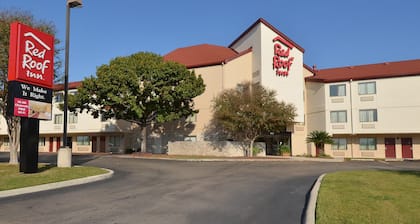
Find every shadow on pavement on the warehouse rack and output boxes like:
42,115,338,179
0,152,104,166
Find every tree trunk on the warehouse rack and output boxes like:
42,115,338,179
140,126,147,153
316,143,325,157
7,117,21,164
249,139,255,157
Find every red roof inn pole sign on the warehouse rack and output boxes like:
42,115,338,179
8,22,54,87
272,36,294,77
7,22,54,120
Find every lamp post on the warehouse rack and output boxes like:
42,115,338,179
58,0,82,167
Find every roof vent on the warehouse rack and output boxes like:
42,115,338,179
312,65,318,76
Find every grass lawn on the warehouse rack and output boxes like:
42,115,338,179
0,163,108,191
316,170,420,224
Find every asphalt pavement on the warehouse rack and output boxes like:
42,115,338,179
0,153,419,224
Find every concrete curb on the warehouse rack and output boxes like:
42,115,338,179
303,173,326,224
0,168,114,199
111,155,345,163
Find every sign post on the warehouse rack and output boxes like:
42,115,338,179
7,22,54,173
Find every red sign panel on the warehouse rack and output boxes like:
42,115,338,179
8,22,54,88
14,98,29,117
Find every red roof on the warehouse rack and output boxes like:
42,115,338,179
53,81,82,91
229,18,305,53
306,59,420,83
164,44,240,68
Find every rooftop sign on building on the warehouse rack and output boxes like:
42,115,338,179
272,36,294,77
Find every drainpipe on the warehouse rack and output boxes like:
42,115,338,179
349,79,354,158
221,62,225,90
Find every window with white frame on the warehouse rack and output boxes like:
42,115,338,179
360,138,376,150
69,112,78,124
359,109,377,122
332,138,347,150
109,136,122,147
77,136,90,145
39,137,46,146
330,111,347,123
184,136,197,142
358,82,376,95
54,114,63,124
54,92,64,103
329,84,346,97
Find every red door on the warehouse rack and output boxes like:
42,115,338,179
56,137,61,151
402,138,413,159
49,137,54,152
99,136,106,153
385,138,396,158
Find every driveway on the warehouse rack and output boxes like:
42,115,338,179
0,154,419,224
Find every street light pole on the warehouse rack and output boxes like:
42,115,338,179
58,0,82,167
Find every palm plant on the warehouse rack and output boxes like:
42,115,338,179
306,131,334,157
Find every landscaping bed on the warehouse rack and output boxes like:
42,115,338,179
0,163,107,191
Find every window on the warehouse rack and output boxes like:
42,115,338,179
77,136,90,145
54,92,64,103
69,113,78,124
330,111,347,123
39,137,46,146
186,114,197,123
109,136,122,147
359,109,377,122
3,137,9,146
54,114,63,124
100,114,107,122
332,138,347,150
329,84,346,97
184,136,197,142
360,138,377,150
358,82,376,95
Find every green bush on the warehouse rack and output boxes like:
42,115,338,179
278,145,290,155
252,147,263,156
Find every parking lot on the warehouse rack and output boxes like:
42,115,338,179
0,153,419,224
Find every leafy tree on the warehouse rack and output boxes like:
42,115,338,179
0,9,61,164
68,52,205,151
306,130,334,157
211,81,296,157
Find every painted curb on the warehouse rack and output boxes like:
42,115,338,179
303,173,326,224
111,155,345,163
0,168,113,199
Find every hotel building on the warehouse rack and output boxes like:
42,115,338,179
1,18,419,159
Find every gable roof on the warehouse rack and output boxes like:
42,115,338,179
163,44,240,69
306,59,420,83
229,18,305,53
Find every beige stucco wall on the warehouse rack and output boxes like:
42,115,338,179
306,82,326,133
187,52,253,140
168,141,266,157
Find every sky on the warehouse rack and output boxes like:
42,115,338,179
1,0,420,82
